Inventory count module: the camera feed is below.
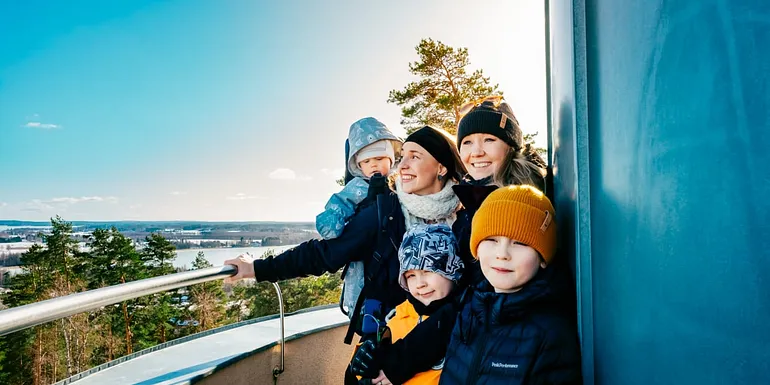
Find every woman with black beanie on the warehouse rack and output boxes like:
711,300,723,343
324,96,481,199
225,125,466,383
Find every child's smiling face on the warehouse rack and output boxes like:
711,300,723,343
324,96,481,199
477,235,545,293
404,269,454,305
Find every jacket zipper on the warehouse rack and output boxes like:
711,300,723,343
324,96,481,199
465,331,489,384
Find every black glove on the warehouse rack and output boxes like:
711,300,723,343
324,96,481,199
367,173,387,200
350,339,381,378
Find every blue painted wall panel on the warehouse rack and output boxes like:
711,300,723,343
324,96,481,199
550,0,770,383
548,0,596,383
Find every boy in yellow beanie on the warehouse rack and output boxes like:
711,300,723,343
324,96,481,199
439,185,582,385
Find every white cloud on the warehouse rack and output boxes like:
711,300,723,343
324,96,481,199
320,168,345,177
269,168,312,181
226,193,265,201
25,122,61,129
49,196,118,204
169,191,187,196
25,199,54,211
0,202,7,208
14,196,119,215
129,204,143,210
49,197,80,204
269,168,296,180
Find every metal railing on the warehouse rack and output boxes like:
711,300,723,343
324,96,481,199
0,265,286,379
272,282,285,380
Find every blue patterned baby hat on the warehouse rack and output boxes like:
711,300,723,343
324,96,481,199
346,117,403,178
398,224,464,290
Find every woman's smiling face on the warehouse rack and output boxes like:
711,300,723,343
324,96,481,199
459,133,511,181
399,141,445,195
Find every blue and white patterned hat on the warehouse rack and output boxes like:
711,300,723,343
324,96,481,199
346,117,403,178
398,224,464,290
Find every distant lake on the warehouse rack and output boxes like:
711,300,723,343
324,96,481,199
174,245,297,269
1,239,299,270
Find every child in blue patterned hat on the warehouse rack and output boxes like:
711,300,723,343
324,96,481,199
349,224,464,385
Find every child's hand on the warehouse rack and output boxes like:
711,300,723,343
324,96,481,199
350,339,380,378
371,371,392,385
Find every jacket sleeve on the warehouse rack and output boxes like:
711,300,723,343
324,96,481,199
379,303,458,384
316,177,370,239
528,326,583,385
254,201,378,282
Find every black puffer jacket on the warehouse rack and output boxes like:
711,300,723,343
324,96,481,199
451,182,498,287
440,268,582,385
253,192,407,338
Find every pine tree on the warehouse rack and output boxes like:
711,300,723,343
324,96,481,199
388,38,500,134
140,233,180,344
188,252,226,332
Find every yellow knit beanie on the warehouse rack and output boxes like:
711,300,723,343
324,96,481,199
470,185,557,264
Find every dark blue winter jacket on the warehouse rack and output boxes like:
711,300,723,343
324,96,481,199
439,267,582,385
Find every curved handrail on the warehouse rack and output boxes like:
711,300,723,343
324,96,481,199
0,265,237,336
0,264,288,379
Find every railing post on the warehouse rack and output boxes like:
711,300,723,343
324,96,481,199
272,282,285,380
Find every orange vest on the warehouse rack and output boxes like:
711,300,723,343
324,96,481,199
386,300,442,385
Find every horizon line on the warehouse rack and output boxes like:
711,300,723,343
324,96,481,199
0,219,316,224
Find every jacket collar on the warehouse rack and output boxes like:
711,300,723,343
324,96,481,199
469,267,561,326
452,184,498,212
404,289,459,316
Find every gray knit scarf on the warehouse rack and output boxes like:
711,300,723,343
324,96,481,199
395,178,459,229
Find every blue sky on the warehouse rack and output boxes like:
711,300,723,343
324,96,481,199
0,0,546,222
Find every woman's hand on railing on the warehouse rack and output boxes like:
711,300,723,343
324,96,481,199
223,253,256,282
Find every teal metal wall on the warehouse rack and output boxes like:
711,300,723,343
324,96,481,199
548,1,770,384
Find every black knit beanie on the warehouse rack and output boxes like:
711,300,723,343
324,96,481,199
404,126,464,181
456,101,523,151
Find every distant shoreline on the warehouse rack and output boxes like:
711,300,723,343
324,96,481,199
0,220,316,226
173,244,290,254
3,244,298,272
